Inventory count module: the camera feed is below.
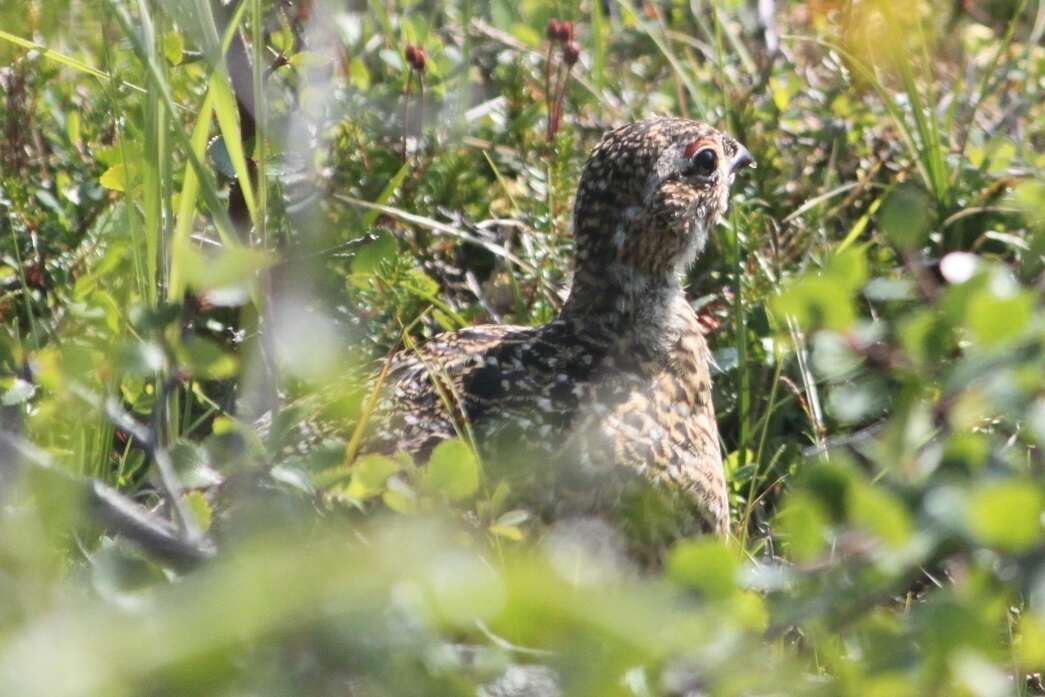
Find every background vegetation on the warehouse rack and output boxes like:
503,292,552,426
0,0,1043,695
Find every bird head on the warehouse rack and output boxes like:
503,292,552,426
571,117,754,279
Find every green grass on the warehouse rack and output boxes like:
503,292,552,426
0,0,1043,695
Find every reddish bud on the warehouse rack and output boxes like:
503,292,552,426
546,18,563,41
561,21,575,42
563,40,580,66
405,44,419,69
295,0,314,23
413,47,426,72
24,263,46,290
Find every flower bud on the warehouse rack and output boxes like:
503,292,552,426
405,44,419,69
563,40,580,66
546,18,563,41
561,21,575,42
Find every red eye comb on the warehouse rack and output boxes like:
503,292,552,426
683,140,705,159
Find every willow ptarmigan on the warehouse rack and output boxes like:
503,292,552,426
366,117,754,537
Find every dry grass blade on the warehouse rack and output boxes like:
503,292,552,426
331,193,537,274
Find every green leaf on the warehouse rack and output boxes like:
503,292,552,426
100,163,128,192
773,275,855,331
211,416,239,435
271,20,295,53
666,539,738,600
162,31,184,65
349,232,398,288
898,309,953,366
488,524,524,541
966,480,1043,552
348,56,370,90
177,240,276,292
183,491,213,533
964,287,1034,348
985,139,1015,174
825,248,869,291
129,303,182,332
424,439,480,501
178,337,238,380
770,74,801,111
777,491,829,562
65,110,80,147
114,341,168,376
1017,615,1045,667
288,51,331,69
1010,179,1045,230
772,249,871,332
878,185,932,251
170,441,221,488
382,476,418,514
848,483,911,548
510,22,541,47
405,268,440,296
346,453,400,500
495,509,530,527
362,163,411,230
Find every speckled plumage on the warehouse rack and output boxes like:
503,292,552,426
366,118,754,536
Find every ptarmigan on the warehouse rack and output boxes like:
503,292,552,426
366,117,754,537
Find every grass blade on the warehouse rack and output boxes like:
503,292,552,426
105,0,239,247
0,28,145,94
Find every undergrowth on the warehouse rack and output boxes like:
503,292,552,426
0,0,1043,695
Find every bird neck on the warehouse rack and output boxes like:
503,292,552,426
560,262,687,349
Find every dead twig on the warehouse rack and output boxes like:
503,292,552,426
0,430,215,571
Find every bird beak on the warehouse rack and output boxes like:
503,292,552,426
730,144,755,174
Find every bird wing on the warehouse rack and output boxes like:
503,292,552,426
366,322,602,460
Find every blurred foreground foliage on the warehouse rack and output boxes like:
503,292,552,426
0,0,1043,695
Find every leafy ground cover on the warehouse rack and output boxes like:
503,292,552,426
0,0,1043,695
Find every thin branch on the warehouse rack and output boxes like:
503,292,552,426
330,194,537,274
0,430,214,571
67,382,202,544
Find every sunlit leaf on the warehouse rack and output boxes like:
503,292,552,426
776,491,829,562
183,491,213,533
667,539,737,600
964,287,1034,348
424,439,480,501
966,480,1043,552
489,524,524,541
849,483,911,548
162,31,184,65
349,232,398,288
346,453,400,500
383,476,418,514
99,163,128,192
178,337,238,380
348,56,370,89
114,341,167,376
288,51,331,69
177,240,276,292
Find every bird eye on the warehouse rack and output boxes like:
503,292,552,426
690,148,718,176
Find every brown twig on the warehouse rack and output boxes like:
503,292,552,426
0,430,214,571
